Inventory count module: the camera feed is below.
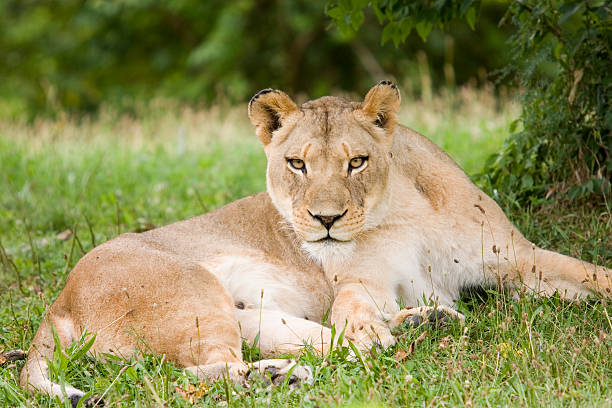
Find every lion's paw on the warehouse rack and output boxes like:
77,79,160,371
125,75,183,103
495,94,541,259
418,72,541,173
247,359,312,387
389,306,464,332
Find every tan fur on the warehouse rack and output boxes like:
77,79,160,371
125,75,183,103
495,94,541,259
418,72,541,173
21,82,611,402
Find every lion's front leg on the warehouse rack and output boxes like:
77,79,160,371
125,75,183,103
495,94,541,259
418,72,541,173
331,281,398,351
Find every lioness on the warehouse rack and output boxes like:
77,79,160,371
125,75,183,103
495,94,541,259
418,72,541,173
21,81,611,406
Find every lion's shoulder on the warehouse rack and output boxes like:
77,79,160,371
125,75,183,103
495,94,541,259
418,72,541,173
391,126,474,210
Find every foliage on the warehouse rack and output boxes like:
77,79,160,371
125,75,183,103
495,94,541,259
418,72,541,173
327,0,612,205
1,103,610,406
481,1,612,205
326,0,480,44
0,0,511,117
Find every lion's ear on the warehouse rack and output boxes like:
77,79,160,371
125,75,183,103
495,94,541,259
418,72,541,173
248,89,300,145
356,80,401,134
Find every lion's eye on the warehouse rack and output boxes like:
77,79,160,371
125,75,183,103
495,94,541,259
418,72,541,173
350,157,364,168
348,156,368,174
287,158,306,173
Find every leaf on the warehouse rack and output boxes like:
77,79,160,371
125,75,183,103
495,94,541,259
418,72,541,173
459,0,478,15
252,331,260,348
326,7,345,21
372,4,385,24
336,324,346,352
509,119,520,133
520,174,533,189
69,333,97,363
381,22,400,45
126,366,138,381
465,7,477,30
553,42,564,61
347,339,370,374
399,19,414,41
349,9,365,31
415,21,433,42
558,2,583,24
50,325,69,374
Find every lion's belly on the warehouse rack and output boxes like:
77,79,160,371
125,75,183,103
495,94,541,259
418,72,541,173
200,256,332,323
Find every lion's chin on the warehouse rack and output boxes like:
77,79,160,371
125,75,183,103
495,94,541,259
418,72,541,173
301,239,356,265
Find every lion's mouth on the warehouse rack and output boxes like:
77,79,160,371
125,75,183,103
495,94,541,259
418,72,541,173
301,234,357,263
314,236,338,243
310,234,350,244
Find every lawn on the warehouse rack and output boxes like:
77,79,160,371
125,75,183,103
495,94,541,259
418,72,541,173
1,88,610,407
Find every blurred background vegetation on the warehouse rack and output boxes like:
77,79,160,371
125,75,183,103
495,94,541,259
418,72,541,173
0,0,610,208
0,0,511,116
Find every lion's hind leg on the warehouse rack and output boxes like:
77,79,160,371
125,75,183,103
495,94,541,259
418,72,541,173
20,310,102,407
509,245,612,300
142,262,314,387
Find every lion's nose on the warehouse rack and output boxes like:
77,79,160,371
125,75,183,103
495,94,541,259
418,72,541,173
309,210,347,230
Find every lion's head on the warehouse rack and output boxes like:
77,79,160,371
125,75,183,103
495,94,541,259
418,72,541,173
248,81,401,263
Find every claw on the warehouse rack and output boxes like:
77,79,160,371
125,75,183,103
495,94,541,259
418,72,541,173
264,366,280,384
84,396,105,407
405,315,423,327
428,310,449,326
70,395,104,408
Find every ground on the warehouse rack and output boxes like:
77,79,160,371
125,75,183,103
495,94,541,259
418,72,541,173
1,89,610,407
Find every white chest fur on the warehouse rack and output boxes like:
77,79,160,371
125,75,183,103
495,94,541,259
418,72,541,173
355,223,489,308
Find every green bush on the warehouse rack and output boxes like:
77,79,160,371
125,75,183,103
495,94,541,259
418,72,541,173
480,1,611,206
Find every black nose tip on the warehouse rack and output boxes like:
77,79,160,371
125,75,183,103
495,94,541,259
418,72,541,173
310,210,347,230
317,215,339,230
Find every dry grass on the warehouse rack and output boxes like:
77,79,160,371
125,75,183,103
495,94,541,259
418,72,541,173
1,85,518,175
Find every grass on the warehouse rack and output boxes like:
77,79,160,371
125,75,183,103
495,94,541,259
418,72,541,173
1,87,610,407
